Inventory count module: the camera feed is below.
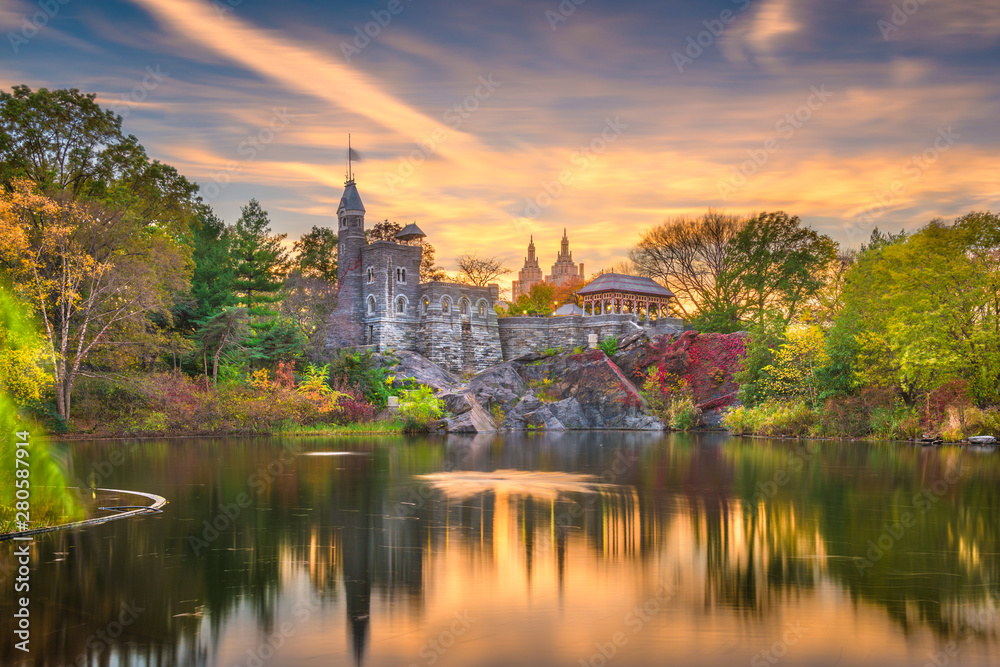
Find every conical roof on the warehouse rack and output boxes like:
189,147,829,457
395,223,426,242
337,179,365,214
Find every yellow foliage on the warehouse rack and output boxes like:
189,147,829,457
759,323,829,403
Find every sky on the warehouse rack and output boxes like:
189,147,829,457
2,0,998,285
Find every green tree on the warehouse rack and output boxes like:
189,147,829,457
230,199,289,330
835,213,1000,405
0,86,198,229
717,211,837,330
293,225,337,281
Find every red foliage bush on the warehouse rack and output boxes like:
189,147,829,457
639,332,746,407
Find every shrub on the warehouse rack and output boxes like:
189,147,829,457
598,337,618,356
669,394,701,431
721,401,815,437
397,385,444,432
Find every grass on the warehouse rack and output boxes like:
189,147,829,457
277,419,404,436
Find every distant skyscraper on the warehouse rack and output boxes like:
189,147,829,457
511,236,543,300
546,228,585,287
511,230,585,301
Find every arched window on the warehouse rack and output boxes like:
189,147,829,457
396,267,406,283
367,267,374,283
442,297,451,314
477,300,486,317
367,296,376,315
422,297,430,314
460,299,470,316
396,297,406,314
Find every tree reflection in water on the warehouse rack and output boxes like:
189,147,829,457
1,433,998,666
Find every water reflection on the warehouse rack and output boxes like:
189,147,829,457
2,433,999,666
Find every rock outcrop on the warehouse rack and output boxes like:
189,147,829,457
388,328,746,433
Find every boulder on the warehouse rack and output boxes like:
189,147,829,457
969,435,997,445
391,350,458,393
444,399,496,433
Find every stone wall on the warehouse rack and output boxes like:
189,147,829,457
498,314,684,359
416,281,503,375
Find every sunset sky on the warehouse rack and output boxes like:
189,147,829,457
3,0,998,281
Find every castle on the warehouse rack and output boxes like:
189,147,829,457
511,230,585,300
331,178,684,374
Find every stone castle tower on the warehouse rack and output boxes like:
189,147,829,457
336,178,367,324
546,228,585,286
328,176,503,373
511,236,543,300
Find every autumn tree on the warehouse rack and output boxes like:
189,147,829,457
0,180,189,419
629,210,746,321
456,251,511,287
230,199,290,331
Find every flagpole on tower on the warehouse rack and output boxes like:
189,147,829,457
347,133,352,182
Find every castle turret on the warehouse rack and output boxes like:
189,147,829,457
334,178,367,337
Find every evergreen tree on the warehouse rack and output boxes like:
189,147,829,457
230,199,290,331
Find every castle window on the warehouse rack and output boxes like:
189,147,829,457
367,267,374,283
367,296,376,315
396,297,406,314
478,301,486,317
442,297,450,314
396,267,406,283
422,297,430,314
460,299,470,316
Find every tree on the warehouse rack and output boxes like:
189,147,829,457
509,282,557,316
230,199,289,330
0,180,189,419
293,225,337,281
419,242,447,282
279,272,338,362
456,251,511,287
716,211,837,331
193,307,250,386
629,210,746,321
0,86,198,229
835,213,1000,405
366,219,401,242
0,285,50,406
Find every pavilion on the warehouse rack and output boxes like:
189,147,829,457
575,272,675,323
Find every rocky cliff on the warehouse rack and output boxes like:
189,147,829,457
388,329,746,433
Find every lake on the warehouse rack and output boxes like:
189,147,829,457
2,432,999,666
